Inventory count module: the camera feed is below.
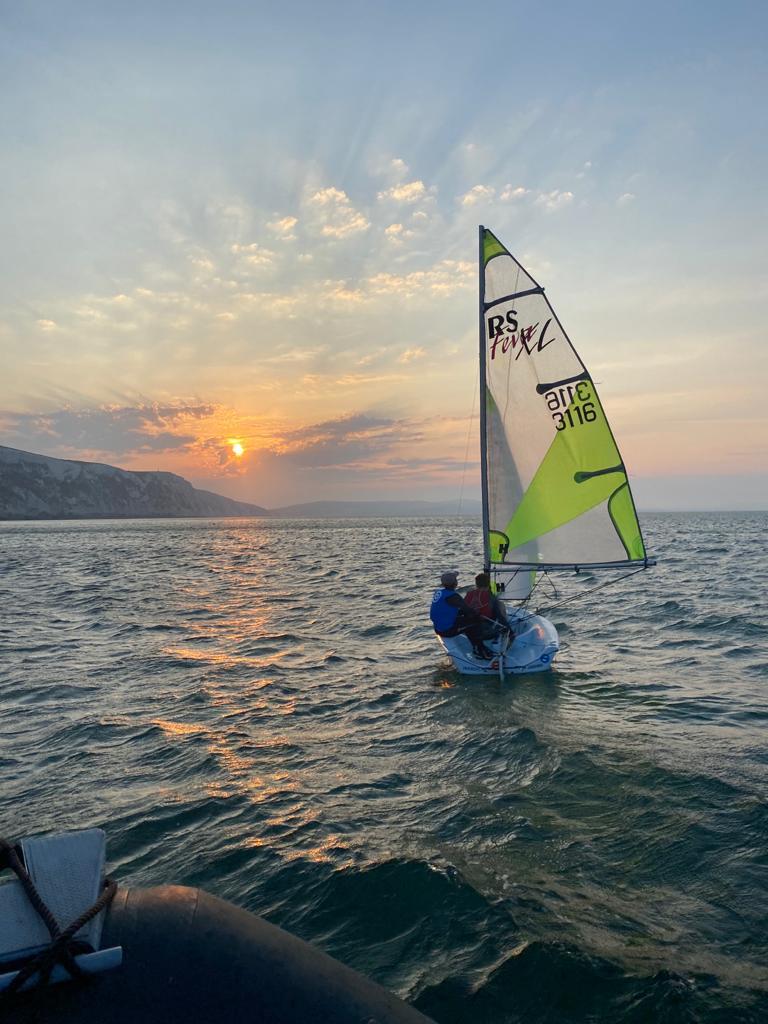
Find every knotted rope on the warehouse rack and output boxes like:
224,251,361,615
0,838,117,996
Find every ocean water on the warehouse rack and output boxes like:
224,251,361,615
1,512,766,1022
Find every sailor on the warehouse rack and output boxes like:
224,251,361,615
430,570,494,659
464,572,512,641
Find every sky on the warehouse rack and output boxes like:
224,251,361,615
1,0,766,509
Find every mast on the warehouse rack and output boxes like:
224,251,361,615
478,225,490,573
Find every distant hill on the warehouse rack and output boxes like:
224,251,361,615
270,499,481,517
0,446,481,521
0,446,268,520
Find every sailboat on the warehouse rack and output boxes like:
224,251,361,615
437,226,654,676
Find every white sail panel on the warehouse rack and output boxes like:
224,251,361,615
484,252,539,302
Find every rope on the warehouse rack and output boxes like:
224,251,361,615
520,571,558,609
0,838,117,996
534,566,648,615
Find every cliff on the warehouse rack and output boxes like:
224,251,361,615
0,446,267,520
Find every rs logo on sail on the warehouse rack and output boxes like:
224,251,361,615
487,311,556,361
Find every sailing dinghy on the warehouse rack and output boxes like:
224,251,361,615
437,227,653,676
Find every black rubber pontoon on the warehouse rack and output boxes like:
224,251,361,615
6,884,434,1024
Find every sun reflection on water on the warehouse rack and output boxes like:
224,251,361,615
152,718,210,737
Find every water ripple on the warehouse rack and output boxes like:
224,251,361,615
1,513,767,1021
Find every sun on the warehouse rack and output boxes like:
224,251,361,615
231,442,244,457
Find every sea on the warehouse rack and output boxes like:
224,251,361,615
1,512,766,1023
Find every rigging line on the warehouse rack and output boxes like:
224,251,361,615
543,573,559,601
535,566,648,615
519,574,541,608
457,366,479,513
521,571,557,608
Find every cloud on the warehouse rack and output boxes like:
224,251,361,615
617,192,636,206
534,189,574,211
458,184,496,206
500,185,530,201
232,255,473,318
366,259,473,298
284,412,392,442
234,275,369,318
261,345,329,365
36,319,57,331
384,222,415,244
377,180,428,203
458,185,572,210
267,215,298,240
398,347,425,364
0,403,215,459
370,155,409,181
267,410,483,487
273,412,414,468
389,157,408,179
322,281,366,307
306,187,370,238
231,242,276,266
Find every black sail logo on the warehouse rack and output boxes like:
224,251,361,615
488,313,556,361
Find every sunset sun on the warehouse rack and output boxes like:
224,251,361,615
231,442,244,458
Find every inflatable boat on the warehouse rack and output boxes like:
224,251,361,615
437,606,559,676
1,829,433,1023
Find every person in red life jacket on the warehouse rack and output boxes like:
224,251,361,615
464,572,511,642
430,570,494,659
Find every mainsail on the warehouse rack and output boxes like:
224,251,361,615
479,226,649,571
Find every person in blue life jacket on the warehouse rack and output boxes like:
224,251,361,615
430,570,494,659
464,572,513,642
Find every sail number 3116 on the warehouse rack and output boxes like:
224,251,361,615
545,381,597,431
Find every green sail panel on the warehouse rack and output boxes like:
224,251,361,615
503,389,644,559
483,231,510,263
481,227,647,567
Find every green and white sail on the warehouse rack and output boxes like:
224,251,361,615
479,226,648,571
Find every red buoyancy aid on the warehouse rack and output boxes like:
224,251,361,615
465,588,493,620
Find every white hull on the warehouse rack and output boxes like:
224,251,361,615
436,609,559,676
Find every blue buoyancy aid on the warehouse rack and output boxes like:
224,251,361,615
430,588,460,634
